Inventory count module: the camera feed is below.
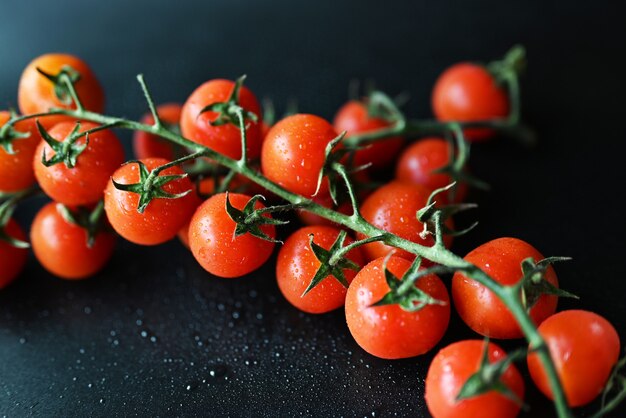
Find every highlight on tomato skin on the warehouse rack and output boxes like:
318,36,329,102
0,111,42,193
133,103,183,160
0,219,28,288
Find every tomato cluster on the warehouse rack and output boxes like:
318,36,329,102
1,51,622,418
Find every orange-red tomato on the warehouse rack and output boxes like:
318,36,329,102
0,219,28,288
345,256,450,359
0,112,42,193
189,192,276,278
333,100,404,169
180,79,262,160
276,226,364,314
30,202,115,279
452,237,558,339
33,121,125,206
432,63,509,141
104,158,199,245
425,340,525,418
133,103,182,160
527,310,620,407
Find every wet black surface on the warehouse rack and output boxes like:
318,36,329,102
1,0,626,416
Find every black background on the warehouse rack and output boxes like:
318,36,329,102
1,0,626,416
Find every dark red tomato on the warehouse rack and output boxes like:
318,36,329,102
30,202,115,279
452,237,559,339
345,256,450,359
33,121,125,206
276,226,364,314
333,100,404,169
0,111,42,193
432,63,509,141
297,193,353,228
189,192,276,278
356,181,453,262
528,310,620,407
425,340,525,418
0,219,28,288
261,114,338,197
133,103,182,160
180,79,262,160
395,137,467,203
104,158,199,245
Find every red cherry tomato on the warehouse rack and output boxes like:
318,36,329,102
33,121,125,206
356,181,453,262
527,310,620,407
333,100,404,169
189,192,276,278
432,63,509,141
452,237,558,339
276,226,364,314
261,114,338,197
104,158,199,245
0,112,42,193
345,256,450,359
425,340,525,418
133,103,182,160
30,202,115,279
180,79,262,160
0,219,28,288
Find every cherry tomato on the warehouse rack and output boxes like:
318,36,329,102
356,181,453,262
345,256,450,359
104,158,199,245
133,103,182,160
333,100,404,169
261,114,338,197
432,63,509,141
452,237,558,339
527,310,620,407
180,79,262,160
276,226,364,314
425,340,525,418
0,112,42,193
0,219,28,288
33,121,125,206
30,202,115,279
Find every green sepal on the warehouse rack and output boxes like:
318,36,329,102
417,182,479,239
37,120,88,168
0,193,30,248
0,113,31,155
520,256,578,310
486,45,527,85
224,193,285,244
365,90,405,124
197,75,259,127
302,230,360,296
56,201,107,248
36,65,81,105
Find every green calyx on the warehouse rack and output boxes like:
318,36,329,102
36,65,81,106
197,75,259,127
56,201,107,248
224,193,287,243
487,45,527,85
0,188,36,248
0,110,31,155
519,257,578,310
365,90,405,125
37,121,88,168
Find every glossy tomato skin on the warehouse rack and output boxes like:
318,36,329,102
276,226,364,314
333,100,404,169
189,192,276,278
0,111,42,193
345,256,450,359
261,114,338,197
180,79,262,160
133,103,182,160
432,63,509,141
0,219,28,288
528,310,620,407
425,340,525,418
18,53,104,117
452,237,558,339
356,181,453,262
33,121,125,206
104,158,199,246
31,202,115,279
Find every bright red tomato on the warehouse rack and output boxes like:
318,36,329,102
0,219,28,288
104,158,199,245
261,114,338,197
452,237,558,339
276,226,364,314
0,111,42,193
180,79,262,160
345,256,450,359
133,103,182,160
333,100,404,169
528,310,620,407
33,121,125,206
432,63,509,141
189,192,276,278
425,340,525,418
30,202,115,279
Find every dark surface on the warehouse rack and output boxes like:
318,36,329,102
1,0,626,416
